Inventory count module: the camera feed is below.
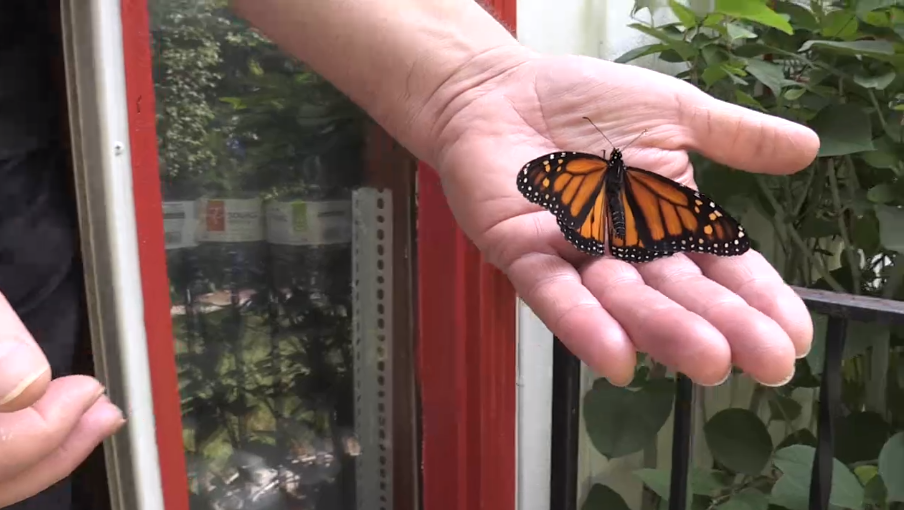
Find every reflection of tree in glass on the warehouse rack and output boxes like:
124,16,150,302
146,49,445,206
153,1,363,508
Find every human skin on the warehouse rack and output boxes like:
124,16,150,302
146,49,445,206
231,0,818,388
0,291,124,507
0,0,818,504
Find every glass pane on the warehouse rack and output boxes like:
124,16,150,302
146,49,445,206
149,2,418,509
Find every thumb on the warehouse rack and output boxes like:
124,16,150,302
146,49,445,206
0,293,51,412
0,335,51,412
680,90,820,174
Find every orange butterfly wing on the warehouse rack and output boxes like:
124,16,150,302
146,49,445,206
607,166,750,262
517,151,610,255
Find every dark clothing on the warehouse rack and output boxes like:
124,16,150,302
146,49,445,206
2,0,86,509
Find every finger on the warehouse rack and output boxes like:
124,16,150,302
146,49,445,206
679,89,820,175
581,258,733,386
638,254,797,386
0,376,107,479
0,289,51,412
690,251,813,361
0,335,51,412
507,251,637,386
0,394,124,508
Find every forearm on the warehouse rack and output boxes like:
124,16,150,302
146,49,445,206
230,0,530,164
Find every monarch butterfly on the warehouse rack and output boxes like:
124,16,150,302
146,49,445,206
516,120,751,263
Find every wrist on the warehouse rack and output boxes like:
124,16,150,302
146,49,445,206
404,43,537,167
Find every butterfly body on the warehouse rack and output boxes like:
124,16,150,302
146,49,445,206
517,147,751,263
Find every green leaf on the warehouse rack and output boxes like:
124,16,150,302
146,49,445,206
744,59,786,96
691,469,733,495
669,0,698,28
798,216,838,238
774,1,818,31
704,12,726,26
770,445,865,510
860,138,900,169
875,205,904,254
615,43,670,64
767,394,802,422
821,10,859,39
703,65,729,87
582,484,632,510
634,468,674,501
714,0,793,34
718,488,769,510
632,0,669,17
784,88,806,100
860,10,891,27
727,22,758,40
835,412,892,465
853,70,896,90
735,89,765,111
855,465,879,487
868,184,895,203
704,408,773,475
810,104,875,157
856,0,899,17
879,432,904,502
799,40,896,58
628,23,696,60
852,211,881,254
863,473,888,506
633,468,731,505
778,429,819,450
583,377,674,459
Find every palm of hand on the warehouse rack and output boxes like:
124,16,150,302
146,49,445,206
433,53,820,387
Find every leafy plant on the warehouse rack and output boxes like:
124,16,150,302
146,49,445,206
581,2,904,510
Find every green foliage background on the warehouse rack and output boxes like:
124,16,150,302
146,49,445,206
581,2,904,510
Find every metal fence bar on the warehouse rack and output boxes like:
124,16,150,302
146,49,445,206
792,286,904,325
549,287,904,510
668,374,693,510
808,315,847,510
549,338,581,510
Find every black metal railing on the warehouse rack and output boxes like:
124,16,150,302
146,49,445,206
550,286,904,510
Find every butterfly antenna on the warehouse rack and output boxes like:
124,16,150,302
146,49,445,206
582,116,615,149
622,129,648,151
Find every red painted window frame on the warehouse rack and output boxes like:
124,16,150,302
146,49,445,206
119,0,518,508
416,1,518,509
121,1,191,509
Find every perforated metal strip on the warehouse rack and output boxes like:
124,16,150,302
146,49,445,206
352,188,394,510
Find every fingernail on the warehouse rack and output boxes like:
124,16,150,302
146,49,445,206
98,395,126,423
699,367,733,387
757,366,796,388
0,336,49,406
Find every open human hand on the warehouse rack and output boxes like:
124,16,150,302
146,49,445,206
0,294,125,508
430,51,819,387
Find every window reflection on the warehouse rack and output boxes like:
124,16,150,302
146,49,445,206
149,2,409,509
